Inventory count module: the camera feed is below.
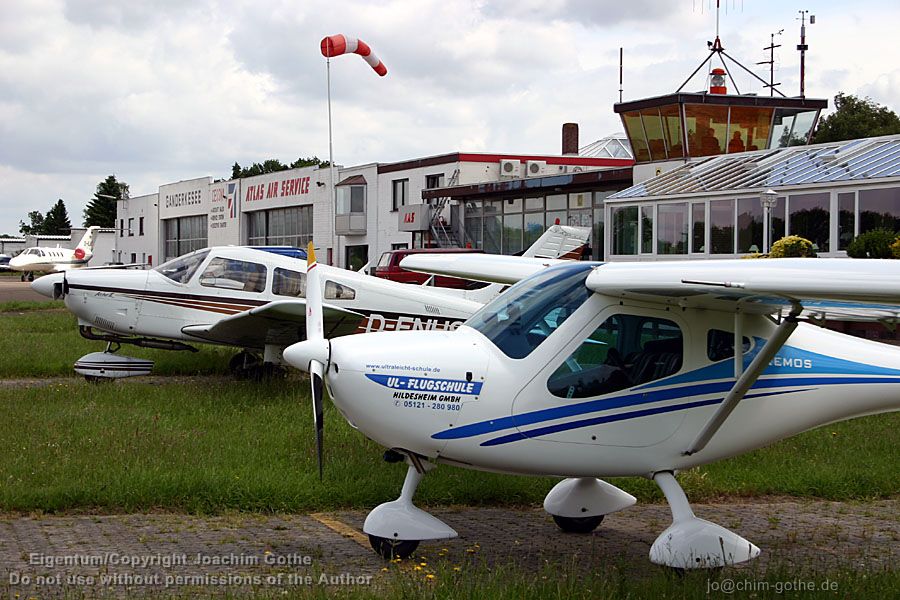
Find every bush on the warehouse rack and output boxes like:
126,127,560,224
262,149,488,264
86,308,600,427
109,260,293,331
846,229,897,258
769,235,817,258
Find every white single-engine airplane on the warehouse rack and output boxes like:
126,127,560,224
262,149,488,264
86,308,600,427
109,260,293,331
285,249,900,569
31,226,589,380
10,226,100,281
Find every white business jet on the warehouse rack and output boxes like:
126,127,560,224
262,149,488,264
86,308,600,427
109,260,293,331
31,226,589,380
9,227,101,281
285,250,900,569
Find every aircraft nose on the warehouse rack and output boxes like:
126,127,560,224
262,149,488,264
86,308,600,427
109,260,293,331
31,272,64,298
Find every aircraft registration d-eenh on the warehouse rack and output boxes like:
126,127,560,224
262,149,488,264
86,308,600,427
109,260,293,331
9,226,101,281
30,226,589,380
285,248,900,569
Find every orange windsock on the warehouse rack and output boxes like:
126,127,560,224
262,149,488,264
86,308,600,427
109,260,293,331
320,34,387,76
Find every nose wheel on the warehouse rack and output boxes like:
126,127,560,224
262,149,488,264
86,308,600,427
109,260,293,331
552,514,604,534
367,535,419,560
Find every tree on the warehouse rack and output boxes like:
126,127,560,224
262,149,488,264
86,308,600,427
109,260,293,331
229,156,328,179
19,211,45,236
812,93,900,143
84,175,129,227
43,199,72,235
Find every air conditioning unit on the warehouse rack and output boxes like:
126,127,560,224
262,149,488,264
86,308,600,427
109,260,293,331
525,160,546,177
499,159,520,179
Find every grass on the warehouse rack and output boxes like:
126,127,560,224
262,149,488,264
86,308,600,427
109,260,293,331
0,307,231,376
0,377,896,514
0,299,64,312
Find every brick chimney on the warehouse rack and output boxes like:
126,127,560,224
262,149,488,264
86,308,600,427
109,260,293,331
562,123,579,155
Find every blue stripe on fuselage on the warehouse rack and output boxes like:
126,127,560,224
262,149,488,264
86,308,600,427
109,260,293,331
431,375,900,442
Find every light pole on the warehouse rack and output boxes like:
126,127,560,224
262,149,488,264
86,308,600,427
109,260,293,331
760,189,778,254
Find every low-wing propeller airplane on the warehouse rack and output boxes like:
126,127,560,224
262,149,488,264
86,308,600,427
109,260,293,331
31,226,589,380
285,251,900,569
10,226,101,281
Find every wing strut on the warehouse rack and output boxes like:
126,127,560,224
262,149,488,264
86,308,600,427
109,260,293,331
684,304,802,456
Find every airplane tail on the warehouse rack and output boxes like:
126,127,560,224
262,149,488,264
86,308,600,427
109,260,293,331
74,226,100,261
442,224,592,304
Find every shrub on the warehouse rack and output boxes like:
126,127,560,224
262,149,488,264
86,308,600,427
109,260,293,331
846,229,897,258
769,235,816,258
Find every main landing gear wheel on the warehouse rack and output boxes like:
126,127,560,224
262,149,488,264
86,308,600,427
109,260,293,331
552,514,604,534
229,351,261,379
368,535,419,560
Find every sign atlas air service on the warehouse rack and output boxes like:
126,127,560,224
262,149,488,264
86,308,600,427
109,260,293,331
208,179,240,246
158,177,211,220
239,166,327,212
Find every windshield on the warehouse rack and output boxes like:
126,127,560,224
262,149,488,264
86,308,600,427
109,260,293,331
154,249,210,284
466,262,594,359
377,252,393,268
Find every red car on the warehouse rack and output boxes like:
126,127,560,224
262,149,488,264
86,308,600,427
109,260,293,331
374,247,486,289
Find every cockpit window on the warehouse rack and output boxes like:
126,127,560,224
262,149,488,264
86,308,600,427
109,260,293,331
200,258,267,293
466,263,593,359
325,280,356,300
548,314,682,399
154,249,210,284
273,268,306,297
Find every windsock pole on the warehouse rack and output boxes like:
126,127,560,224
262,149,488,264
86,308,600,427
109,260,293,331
326,56,336,263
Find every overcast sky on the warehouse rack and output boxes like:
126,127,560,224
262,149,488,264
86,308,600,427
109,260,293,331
2,0,898,235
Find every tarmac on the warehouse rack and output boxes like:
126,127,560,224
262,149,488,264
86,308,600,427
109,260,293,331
0,276,48,302
0,499,897,596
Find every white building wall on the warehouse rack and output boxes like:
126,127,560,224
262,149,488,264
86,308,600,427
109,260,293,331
114,193,159,266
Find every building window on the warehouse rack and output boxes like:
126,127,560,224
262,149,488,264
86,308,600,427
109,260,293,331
788,192,830,252
484,201,502,254
425,174,444,189
710,199,735,254
130,253,136,264
163,215,208,261
139,217,144,236
691,202,706,253
612,206,638,255
502,213,523,255
337,185,366,215
344,245,368,272
464,201,482,248
247,206,313,248
859,187,900,234
128,218,134,236
838,192,856,251
119,219,124,237
391,179,408,211
640,206,654,254
657,203,688,254
736,198,763,253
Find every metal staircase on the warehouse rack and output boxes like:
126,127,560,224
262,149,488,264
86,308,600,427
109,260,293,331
429,169,461,248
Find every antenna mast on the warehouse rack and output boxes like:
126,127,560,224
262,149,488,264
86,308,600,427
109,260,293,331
797,10,815,98
756,30,782,97
677,0,784,97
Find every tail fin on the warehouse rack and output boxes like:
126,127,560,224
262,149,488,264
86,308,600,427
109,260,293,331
76,226,100,253
522,224,591,259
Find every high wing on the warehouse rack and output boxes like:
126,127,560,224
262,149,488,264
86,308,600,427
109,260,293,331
181,299,363,348
399,254,566,285
400,224,591,285
585,258,900,322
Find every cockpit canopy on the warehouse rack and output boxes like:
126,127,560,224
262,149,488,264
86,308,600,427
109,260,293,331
466,263,595,359
154,249,210,283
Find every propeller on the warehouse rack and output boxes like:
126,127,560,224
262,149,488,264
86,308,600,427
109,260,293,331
305,242,327,479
